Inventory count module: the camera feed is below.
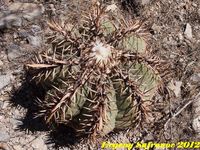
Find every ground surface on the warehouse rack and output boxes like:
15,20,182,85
0,0,200,150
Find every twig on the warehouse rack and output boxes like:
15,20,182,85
172,100,193,118
164,99,193,137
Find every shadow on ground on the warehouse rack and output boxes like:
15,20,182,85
9,74,80,148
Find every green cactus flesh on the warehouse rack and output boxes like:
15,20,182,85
120,35,147,53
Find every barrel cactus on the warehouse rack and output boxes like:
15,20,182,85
26,3,167,141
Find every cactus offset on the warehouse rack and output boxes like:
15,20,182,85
26,3,168,141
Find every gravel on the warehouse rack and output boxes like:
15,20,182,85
184,23,193,39
31,136,48,150
0,72,12,90
0,130,10,142
191,73,200,82
141,0,150,5
7,44,23,61
0,60,3,66
0,2,44,29
0,14,22,28
27,35,42,47
0,0,199,149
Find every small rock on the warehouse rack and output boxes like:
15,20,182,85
169,54,176,59
48,4,56,15
0,72,12,90
0,101,3,109
31,25,42,35
13,145,23,150
0,14,22,29
191,73,200,82
23,5,44,21
168,80,182,97
18,30,29,38
151,23,161,33
198,9,200,16
31,137,47,150
135,0,150,5
0,60,3,66
184,23,193,39
144,134,154,141
0,2,44,28
193,116,200,133
8,2,44,20
0,131,10,142
163,36,177,46
18,28,42,47
27,35,42,47
192,3,197,7
193,93,200,114
0,115,4,121
192,93,200,136
7,44,23,60
178,33,184,43
106,4,118,12
141,0,150,5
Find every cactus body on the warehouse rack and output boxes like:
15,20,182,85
26,3,167,140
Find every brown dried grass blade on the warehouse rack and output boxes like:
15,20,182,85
26,64,58,68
